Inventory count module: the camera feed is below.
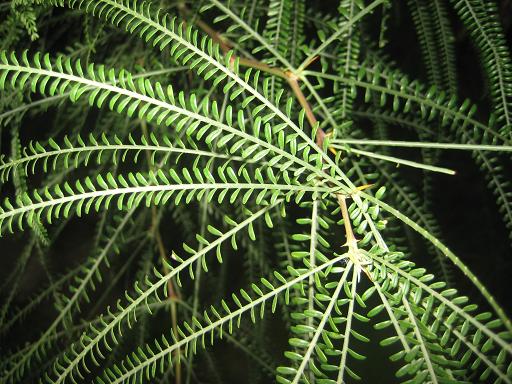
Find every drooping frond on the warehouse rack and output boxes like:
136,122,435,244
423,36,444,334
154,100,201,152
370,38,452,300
305,63,509,147
263,0,293,68
333,0,362,128
368,250,512,383
406,0,444,88
0,209,138,381
449,0,512,133
0,161,328,235
314,57,512,243
0,132,243,183
41,0,336,168
428,0,457,94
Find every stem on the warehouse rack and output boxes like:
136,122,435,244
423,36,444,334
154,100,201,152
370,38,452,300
331,139,512,152
286,73,326,147
337,270,358,383
307,199,319,382
337,194,357,252
337,194,372,281
141,120,181,384
239,57,287,79
332,145,456,175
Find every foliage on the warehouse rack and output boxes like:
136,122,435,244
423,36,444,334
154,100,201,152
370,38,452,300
0,0,511,383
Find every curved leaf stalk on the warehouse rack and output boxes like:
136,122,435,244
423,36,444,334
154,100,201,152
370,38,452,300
96,255,350,384
450,0,512,132
364,192,512,334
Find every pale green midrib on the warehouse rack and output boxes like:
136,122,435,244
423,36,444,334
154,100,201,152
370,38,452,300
336,146,455,175
297,0,386,72
289,1,303,67
373,280,411,352
0,208,136,381
408,0,442,87
4,298,168,369
5,293,275,377
307,199,318,315
306,198,319,383
265,0,287,101
0,183,326,223
402,296,439,383
427,300,511,383
179,287,275,375
271,0,286,57
0,263,81,335
208,0,293,70
338,0,358,120
361,62,506,138
369,248,512,349
475,148,512,230
105,254,349,384
0,66,188,123
209,0,393,189
351,109,436,136
0,63,335,187
339,132,452,281
331,138,512,152
336,270,358,383
48,0,356,194
0,139,126,235
302,70,510,146
291,264,352,384
0,144,235,172
365,191,512,333
431,0,457,93
455,128,512,236
368,159,444,247
298,76,389,250
347,110,512,235
351,108,512,241
0,142,308,184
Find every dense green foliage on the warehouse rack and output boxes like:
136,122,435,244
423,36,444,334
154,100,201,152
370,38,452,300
0,0,511,383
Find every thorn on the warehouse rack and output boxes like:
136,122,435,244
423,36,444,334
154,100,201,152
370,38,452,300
354,183,375,192
343,237,359,249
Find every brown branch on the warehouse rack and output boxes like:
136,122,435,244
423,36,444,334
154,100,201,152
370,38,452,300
195,18,232,53
180,7,375,281
285,71,326,147
141,120,182,384
337,194,373,281
239,57,288,79
190,13,324,140
180,5,327,139
337,194,357,250
179,8,375,254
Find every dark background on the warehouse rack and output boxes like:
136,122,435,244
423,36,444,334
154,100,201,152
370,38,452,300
1,1,511,383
